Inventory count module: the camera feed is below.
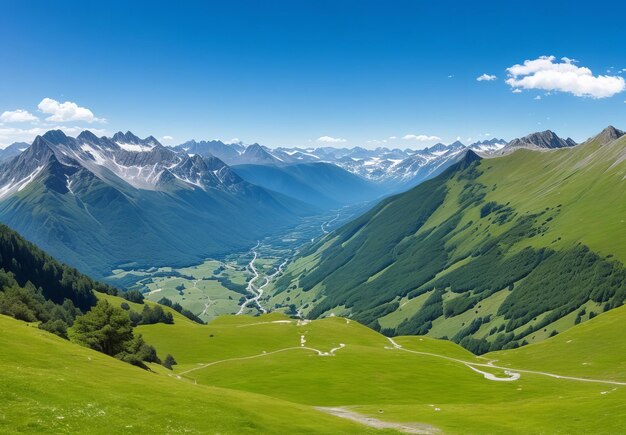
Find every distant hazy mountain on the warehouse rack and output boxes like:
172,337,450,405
0,141,30,162
233,162,383,209
0,130,313,280
175,139,246,164
173,139,500,192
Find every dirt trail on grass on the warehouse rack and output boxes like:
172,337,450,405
316,407,439,434
178,343,346,376
386,337,626,386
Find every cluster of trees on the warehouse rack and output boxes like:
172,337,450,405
0,270,81,338
0,224,119,311
396,289,444,336
122,289,144,304
498,245,626,330
158,297,204,324
69,300,175,370
479,201,514,224
121,303,174,326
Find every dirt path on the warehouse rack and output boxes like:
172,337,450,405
196,280,216,318
178,343,347,376
386,337,626,386
316,407,439,434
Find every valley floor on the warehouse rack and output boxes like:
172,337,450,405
107,203,371,322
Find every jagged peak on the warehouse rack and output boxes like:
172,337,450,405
77,130,100,142
592,125,625,146
458,149,481,165
41,129,69,145
112,131,142,144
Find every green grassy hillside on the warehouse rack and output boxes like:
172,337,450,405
5,291,626,433
0,314,380,434
488,303,626,382
131,307,626,433
273,129,626,353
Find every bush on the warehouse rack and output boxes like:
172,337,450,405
163,354,177,370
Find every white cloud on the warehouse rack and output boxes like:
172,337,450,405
512,88,522,94
506,55,626,98
38,98,105,123
162,135,174,141
0,109,39,123
388,136,397,140
0,125,107,148
225,137,241,144
477,73,497,82
402,134,441,142
534,95,542,100
317,135,347,143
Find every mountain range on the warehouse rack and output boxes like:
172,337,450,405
0,130,317,280
270,126,625,354
0,128,578,283
175,137,509,191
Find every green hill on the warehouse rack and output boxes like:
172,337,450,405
130,303,626,433
271,127,626,353
4,290,626,433
0,314,378,434
488,303,626,382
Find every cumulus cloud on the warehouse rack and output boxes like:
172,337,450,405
402,134,441,142
512,88,522,94
0,125,107,148
477,74,497,82
317,135,347,143
38,98,105,123
506,56,626,98
0,109,39,123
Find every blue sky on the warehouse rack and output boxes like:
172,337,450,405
1,0,626,149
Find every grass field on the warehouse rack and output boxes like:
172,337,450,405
0,313,385,434
128,294,626,433
4,291,626,433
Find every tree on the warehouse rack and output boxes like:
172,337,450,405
122,290,144,304
118,334,160,368
69,300,133,356
163,354,177,370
